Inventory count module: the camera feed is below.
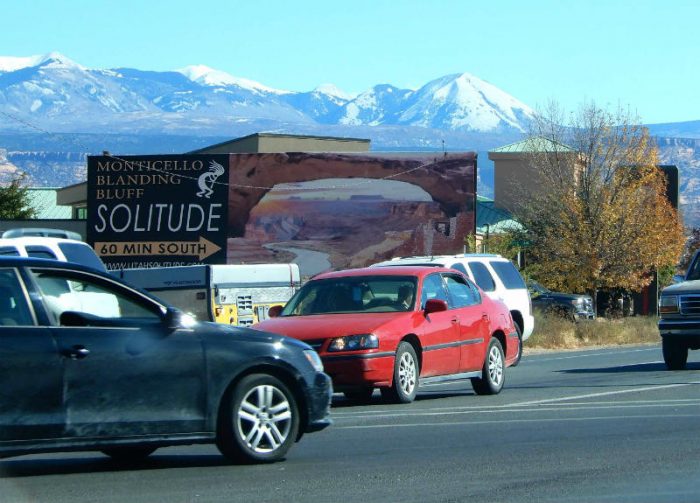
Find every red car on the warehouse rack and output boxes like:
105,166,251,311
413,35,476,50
254,266,519,404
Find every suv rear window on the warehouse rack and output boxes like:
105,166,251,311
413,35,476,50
0,246,20,256
467,262,496,292
490,261,526,289
58,243,105,271
25,246,57,260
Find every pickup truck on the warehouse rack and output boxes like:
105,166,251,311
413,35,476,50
658,250,700,369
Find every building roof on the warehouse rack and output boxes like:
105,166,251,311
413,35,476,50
476,196,522,234
188,132,371,154
489,136,575,154
27,188,72,219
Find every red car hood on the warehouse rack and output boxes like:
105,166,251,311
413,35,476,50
254,312,408,341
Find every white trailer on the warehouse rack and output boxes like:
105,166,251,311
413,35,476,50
115,263,301,326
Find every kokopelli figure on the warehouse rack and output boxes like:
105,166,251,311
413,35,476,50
196,160,225,198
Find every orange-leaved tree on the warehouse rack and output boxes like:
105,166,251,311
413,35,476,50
511,102,685,305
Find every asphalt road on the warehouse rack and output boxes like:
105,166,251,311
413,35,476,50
3,343,700,503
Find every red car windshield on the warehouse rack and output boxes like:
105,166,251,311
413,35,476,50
281,276,418,315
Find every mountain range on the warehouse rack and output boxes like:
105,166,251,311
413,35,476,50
1,52,699,227
0,52,534,136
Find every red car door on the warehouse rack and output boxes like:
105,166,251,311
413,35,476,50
443,273,489,372
417,273,460,377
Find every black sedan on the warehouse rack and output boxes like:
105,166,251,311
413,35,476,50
0,257,332,463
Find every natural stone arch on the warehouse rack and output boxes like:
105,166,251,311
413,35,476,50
226,152,476,237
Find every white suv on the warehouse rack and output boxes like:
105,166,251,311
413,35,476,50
0,237,106,272
373,254,534,364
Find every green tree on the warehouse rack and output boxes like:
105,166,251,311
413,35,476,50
0,174,36,219
511,102,685,305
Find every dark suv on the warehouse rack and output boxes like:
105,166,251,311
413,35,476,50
528,281,595,321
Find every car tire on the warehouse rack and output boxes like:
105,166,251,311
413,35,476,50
382,342,419,404
102,446,157,462
216,373,299,464
662,337,688,370
343,388,375,404
510,323,523,367
471,338,505,395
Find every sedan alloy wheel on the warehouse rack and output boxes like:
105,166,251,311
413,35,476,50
382,342,419,404
471,338,505,395
217,374,299,463
237,384,293,454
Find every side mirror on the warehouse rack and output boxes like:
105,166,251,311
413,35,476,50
163,307,196,330
672,274,685,284
424,299,448,315
268,305,283,318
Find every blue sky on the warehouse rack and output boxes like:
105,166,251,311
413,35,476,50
2,0,697,124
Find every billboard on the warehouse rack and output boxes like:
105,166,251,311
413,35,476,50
87,152,476,274
87,155,229,269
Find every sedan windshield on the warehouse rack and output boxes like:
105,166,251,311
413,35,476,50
281,276,417,315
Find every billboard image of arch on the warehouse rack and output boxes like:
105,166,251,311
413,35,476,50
225,152,476,277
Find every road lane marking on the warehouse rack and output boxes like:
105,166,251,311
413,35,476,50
334,413,700,430
331,401,700,421
333,389,700,419
509,380,700,407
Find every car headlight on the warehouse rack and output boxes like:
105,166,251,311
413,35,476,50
328,334,379,352
659,295,679,314
572,298,584,306
303,350,324,372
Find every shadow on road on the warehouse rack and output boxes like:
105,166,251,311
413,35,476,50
560,361,700,373
0,454,240,478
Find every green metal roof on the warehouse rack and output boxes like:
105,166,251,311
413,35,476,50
490,136,575,154
27,188,72,219
476,196,522,234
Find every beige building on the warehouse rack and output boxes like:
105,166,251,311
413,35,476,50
488,137,579,213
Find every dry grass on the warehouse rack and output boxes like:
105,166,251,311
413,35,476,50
526,311,660,350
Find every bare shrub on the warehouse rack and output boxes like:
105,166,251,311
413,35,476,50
527,311,658,349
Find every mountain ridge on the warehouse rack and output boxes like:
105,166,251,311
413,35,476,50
0,52,534,135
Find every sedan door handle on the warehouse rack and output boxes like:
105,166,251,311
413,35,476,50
63,345,90,360
451,317,459,324
482,313,490,321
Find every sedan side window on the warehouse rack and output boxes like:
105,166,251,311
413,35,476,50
468,262,496,292
420,273,449,309
0,268,34,326
444,274,481,308
30,269,162,326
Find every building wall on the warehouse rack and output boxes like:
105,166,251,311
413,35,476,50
490,153,544,212
257,136,369,153
489,151,580,212
192,134,371,155
201,135,260,154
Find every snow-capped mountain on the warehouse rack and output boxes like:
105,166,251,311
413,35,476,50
397,73,534,132
0,52,533,135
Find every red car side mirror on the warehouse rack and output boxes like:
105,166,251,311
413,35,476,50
268,305,283,318
424,299,448,315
